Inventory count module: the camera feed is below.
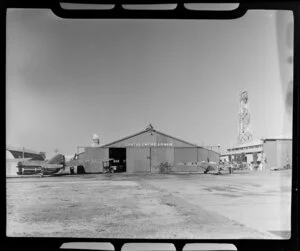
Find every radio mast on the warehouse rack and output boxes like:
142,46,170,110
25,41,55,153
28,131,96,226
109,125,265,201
237,91,253,145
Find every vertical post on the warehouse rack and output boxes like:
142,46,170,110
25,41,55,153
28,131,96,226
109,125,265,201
149,147,151,173
22,147,24,158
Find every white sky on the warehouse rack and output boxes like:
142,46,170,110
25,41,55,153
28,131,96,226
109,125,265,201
6,9,293,157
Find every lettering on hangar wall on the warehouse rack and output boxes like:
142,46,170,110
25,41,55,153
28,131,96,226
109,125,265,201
125,142,173,147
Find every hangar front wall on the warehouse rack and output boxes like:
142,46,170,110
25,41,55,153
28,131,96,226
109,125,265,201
80,130,221,173
80,146,220,173
172,148,219,172
174,148,198,165
198,148,210,162
151,147,174,173
127,148,150,173
173,147,198,172
207,150,219,163
82,147,108,173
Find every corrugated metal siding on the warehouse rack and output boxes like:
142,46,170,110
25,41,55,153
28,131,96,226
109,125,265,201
127,148,150,173
150,148,174,173
197,148,219,163
174,148,198,166
276,140,292,168
263,141,278,168
198,148,209,162
208,150,219,163
82,147,108,173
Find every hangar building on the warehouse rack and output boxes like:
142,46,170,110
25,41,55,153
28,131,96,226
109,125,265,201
77,125,220,173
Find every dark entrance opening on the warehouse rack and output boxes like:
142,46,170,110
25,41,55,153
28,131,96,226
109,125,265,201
109,148,126,172
77,165,85,174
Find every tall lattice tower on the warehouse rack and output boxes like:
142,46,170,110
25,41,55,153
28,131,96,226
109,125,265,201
237,91,253,145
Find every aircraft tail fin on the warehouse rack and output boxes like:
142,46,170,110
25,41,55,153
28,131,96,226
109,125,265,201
47,154,65,165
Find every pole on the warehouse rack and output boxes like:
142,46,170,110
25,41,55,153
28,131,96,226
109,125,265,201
149,148,151,173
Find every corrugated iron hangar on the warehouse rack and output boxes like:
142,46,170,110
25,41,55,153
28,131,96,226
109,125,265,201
77,125,220,173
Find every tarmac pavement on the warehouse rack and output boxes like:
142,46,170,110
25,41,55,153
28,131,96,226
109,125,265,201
6,170,291,239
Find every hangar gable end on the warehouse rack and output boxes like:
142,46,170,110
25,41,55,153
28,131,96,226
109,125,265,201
103,129,196,148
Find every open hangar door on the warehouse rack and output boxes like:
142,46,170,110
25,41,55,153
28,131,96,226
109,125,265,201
109,148,126,172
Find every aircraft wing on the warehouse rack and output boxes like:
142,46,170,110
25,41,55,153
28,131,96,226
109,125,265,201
43,163,64,170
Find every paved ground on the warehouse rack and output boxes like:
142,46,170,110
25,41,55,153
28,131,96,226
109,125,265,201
6,170,291,239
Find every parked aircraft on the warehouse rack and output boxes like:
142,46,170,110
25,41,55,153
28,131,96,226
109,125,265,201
17,154,66,176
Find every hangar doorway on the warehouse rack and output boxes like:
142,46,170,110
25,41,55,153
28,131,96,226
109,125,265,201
109,148,126,172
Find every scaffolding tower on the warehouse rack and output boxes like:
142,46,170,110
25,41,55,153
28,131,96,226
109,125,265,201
237,91,253,145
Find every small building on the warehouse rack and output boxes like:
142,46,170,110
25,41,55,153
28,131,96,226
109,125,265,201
262,136,292,170
77,125,220,173
226,139,264,164
224,134,292,170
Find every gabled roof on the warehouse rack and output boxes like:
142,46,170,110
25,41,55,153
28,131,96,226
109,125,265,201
100,128,151,148
152,129,198,147
100,126,198,148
